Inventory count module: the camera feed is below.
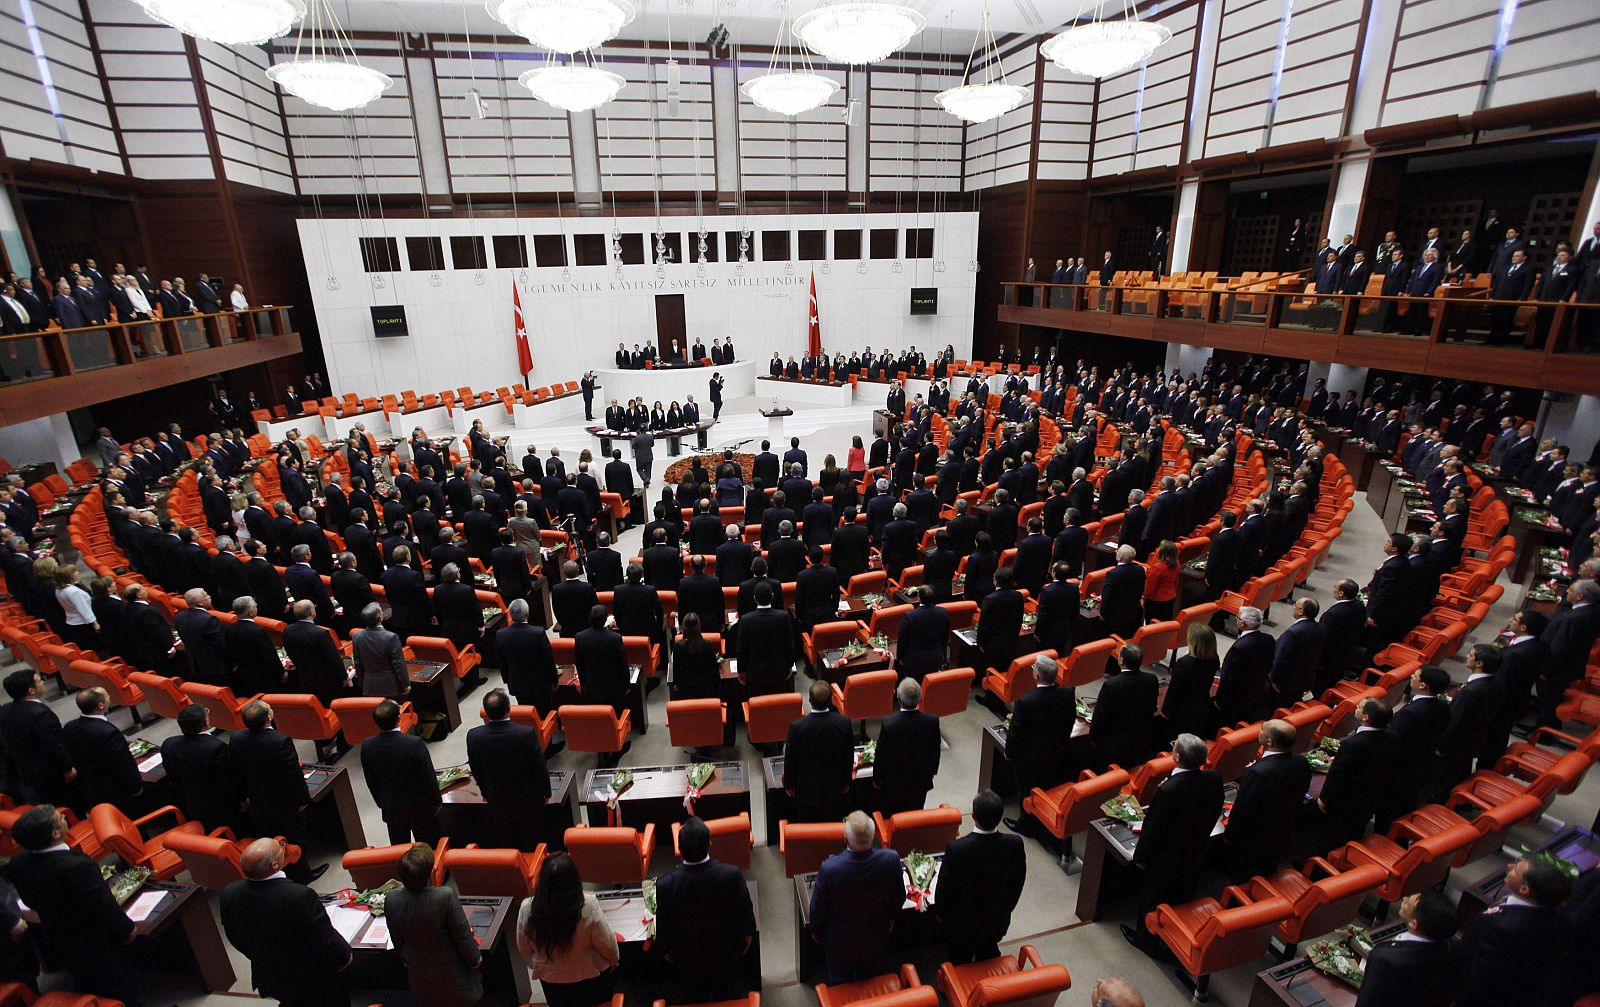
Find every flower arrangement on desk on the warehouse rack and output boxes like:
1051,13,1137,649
481,606,503,623
101,864,153,904
853,741,876,773
642,877,658,939
1306,736,1340,773
904,851,937,911
605,769,634,826
867,633,891,657
860,592,887,609
436,765,471,791
127,738,156,760
1075,698,1094,724
1099,794,1144,824
838,640,869,663
683,763,716,815
1528,583,1561,604
347,879,401,915
1306,927,1370,989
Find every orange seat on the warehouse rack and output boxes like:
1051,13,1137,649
1247,859,1388,953
816,967,932,1007
939,600,979,630
779,820,846,877
1022,767,1130,863
873,805,961,856
564,824,655,884
1144,888,1295,1000
66,660,145,724
934,945,1072,1007
558,705,631,761
846,571,888,596
832,670,897,723
982,650,1058,706
1328,822,1479,902
179,682,259,731
342,839,449,889
89,803,236,881
918,668,975,717
1393,793,1545,868
127,672,193,719
259,693,340,742
670,812,754,870
804,621,869,672
1111,619,1181,669
743,693,803,745
1058,637,1118,689
0,805,103,860
440,844,548,897
1206,723,1263,782
331,697,418,745
406,635,481,680
479,704,560,750
162,829,304,891
666,698,726,749
864,604,912,641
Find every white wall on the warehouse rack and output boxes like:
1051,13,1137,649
297,211,978,400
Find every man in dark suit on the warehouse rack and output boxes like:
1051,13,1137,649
976,566,1026,671
1340,250,1372,294
793,548,840,635
654,816,757,1002
783,681,854,823
1402,249,1443,334
1268,597,1326,709
715,526,752,588
1535,579,1600,727
1318,697,1401,851
575,605,629,722
282,600,347,705
1316,579,1368,693
496,599,558,715
873,678,941,816
0,670,76,806
1099,544,1146,640
935,790,1025,964
1434,646,1508,799
808,810,905,983
230,700,322,883
1214,606,1275,727
1003,654,1077,836
227,596,287,697
8,806,141,1006
551,560,599,637
382,547,434,640
222,838,352,1007
61,687,142,815
1221,719,1312,881
642,527,683,589
122,583,175,674
466,689,550,850
735,581,794,696
1125,733,1224,952
160,704,244,832
1355,891,1461,1007
360,699,441,844
1090,645,1159,772
174,587,231,683
783,437,808,476
753,441,780,487
1453,855,1572,1007
1203,510,1244,599
895,587,949,682
1375,665,1451,832
1364,533,1414,658
1481,609,1549,766
1488,248,1535,344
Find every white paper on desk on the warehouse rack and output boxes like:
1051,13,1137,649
954,628,978,646
137,754,162,773
356,917,393,950
326,905,370,943
724,659,737,674
125,891,167,922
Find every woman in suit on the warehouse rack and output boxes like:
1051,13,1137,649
962,532,999,602
384,843,483,1007
671,613,721,701
846,436,866,481
715,464,744,507
1142,540,1180,623
649,401,667,431
818,454,841,494
744,480,767,528
1158,623,1219,744
666,401,684,428
518,854,619,1007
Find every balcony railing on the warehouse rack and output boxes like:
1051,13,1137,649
999,279,1599,392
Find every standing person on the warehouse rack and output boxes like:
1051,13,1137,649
518,854,620,1007
498,598,558,715
630,429,656,489
1090,645,1159,771
808,811,906,983
1354,891,1460,1007
579,371,598,421
1433,646,1507,799
653,817,757,1003
1123,734,1223,954
1003,655,1076,835
222,838,352,1007
466,689,550,851
161,705,244,833
351,602,410,697
935,790,1025,965
872,678,941,816
0,670,75,806
1220,719,1311,882
61,687,142,815
709,372,725,421
1141,540,1179,623
360,699,442,844
1318,697,1400,851
383,843,484,1007
1453,855,1572,1007
230,700,325,884
782,681,854,822
735,581,795,696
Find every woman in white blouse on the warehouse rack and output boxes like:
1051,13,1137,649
516,853,619,1007
53,565,98,650
230,284,249,312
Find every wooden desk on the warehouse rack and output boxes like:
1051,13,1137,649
439,769,577,848
1246,921,1406,1007
793,853,944,983
322,893,526,1003
1337,440,1381,491
1365,460,1398,521
406,659,461,732
595,881,763,993
949,624,1039,673
578,762,749,829
816,641,896,684
978,723,1013,797
304,763,368,850
1509,504,1563,582
761,746,875,839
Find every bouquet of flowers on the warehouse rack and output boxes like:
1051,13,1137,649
1306,927,1368,989
1022,612,1038,630
1528,583,1560,604
348,879,402,915
605,769,634,826
481,606,503,623
683,762,716,814
1000,715,1012,733
904,850,937,911
1306,736,1340,773
1186,558,1207,572
838,640,868,663
101,864,152,904
867,633,891,657
1075,697,1095,722
860,592,887,609
1100,794,1145,824
854,741,876,773
1081,596,1099,612
127,738,156,760
436,765,471,791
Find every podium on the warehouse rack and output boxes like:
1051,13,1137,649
761,406,793,443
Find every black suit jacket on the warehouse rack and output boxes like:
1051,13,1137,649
160,730,243,828
283,619,346,704
574,626,628,709
653,859,756,979
1437,675,1506,762
1134,768,1224,876
221,877,350,1001
736,606,794,694
1366,554,1411,634
496,622,557,712
1268,618,1326,700
229,726,310,836
1317,598,1367,684
1355,936,1459,1007
62,715,142,811
1322,727,1400,836
1215,630,1275,725
874,708,941,796
1454,902,1564,1007
679,572,728,632
782,710,853,806
1224,751,1312,858
383,565,434,629
1099,562,1145,638
11,848,135,970
896,602,950,679
466,719,550,808
1090,669,1159,769
361,729,439,824
1008,684,1076,792
935,830,1025,940
0,698,73,798
226,618,285,697
977,588,1026,666
244,557,289,618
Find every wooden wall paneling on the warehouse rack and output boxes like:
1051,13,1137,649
1523,191,1582,268
1190,178,1231,270
972,189,1028,357
1353,155,1405,254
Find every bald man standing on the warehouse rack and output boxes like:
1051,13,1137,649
221,838,351,1007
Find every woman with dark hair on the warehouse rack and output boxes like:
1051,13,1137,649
666,400,684,429
744,479,767,527
1158,622,1219,743
1142,539,1180,623
649,401,667,431
962,532,999,602
517,853,618,1007
818,454,840,493
846,435,866,481
384,843,483,1007
715,464,743,507
671,611,721,702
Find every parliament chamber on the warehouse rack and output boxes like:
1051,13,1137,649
0,0,1598,1005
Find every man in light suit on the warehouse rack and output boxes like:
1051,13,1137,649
808,811,905,983
351,603,409,697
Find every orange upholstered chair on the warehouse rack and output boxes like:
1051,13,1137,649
179,682,258,731
983,651,1057,706
651,996,758,1007
66,660,145,723
1057,637,1118,688
744,693,803,745
780,821,846,877
563,824,654,884
162,829,304,891
331,697,418,745
558,705,631,765
846,571,888,597
478,704,561,750
864,604,912,641
832,670,897,723
259,694,340,742
127,673,193,719
1206,723,1263,783
1023,767,1131,863
407,635,481,680
1327,822,1479,904
934,945,1072,1007
804,621,870,672
666,698,726,750
342,840,448,889
816,966,932,1007
1144,889,1295,1001
670,813,753,870
1247,859,1388,955
940,600,979,630
918,668,975,717
1111,619,1181,668
0,805,103,860
89,803,249,881
440,844,548,897
873,805,961,856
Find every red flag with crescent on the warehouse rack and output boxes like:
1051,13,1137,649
807,270,821,358
513,280,533,377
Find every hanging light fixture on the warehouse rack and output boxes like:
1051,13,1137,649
741,0,841,116
794,1,925,65
136,0,303,44
519,57,626,112
937,2,1030,122
487,0,635,54
266,0,392,111
1040,0,1171,78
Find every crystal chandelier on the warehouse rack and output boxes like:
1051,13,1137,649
136,0,304,44
793,2,925,65
1040,0,1171,78
487,0,636,54
519,62,626,112
936,2,1029,122
741,0,841,116
266,0,392,111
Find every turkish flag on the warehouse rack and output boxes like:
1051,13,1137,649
512,280,533,378
807,270,821,359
